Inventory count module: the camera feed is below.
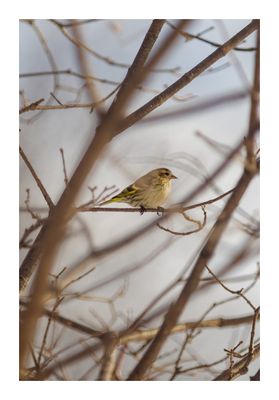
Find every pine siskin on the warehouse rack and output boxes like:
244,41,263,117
99,168,177,210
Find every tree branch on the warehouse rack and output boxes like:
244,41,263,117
19,19,184,372
213,343,260,381
116,20,259,135
19,146,54,210
78,186,235,213
127,22,259,380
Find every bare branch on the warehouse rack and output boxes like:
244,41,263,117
127,23,259,379
19,98,44,114
166,20,257,52
116,20,259,135
19,19,260,381
213,343,260,381
20,146,54,210
157,206,207,236
19,19,183,370
79,186,236,213
205,265,257,311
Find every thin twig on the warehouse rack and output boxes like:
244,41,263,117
19,85,121,114
166,21,257,52
37,297,64,367
20,146,54,210
248,307,260,358
78,186,236,213
21,20,59,122
157,206,207,236
59,148,69,186
20,69,196,104
50,92,63,105
19,98,44,114
50,19,180,75
20,297,258,345
205,265,257,311
20,219,45,249
213,343,260,381
60,266,96,293
52,19,101,28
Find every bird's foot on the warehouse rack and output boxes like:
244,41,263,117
157,206,164,216
140,205,146,215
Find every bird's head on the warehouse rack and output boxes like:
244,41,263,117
151,168,177,184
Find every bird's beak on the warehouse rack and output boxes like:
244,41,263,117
171,174,177,180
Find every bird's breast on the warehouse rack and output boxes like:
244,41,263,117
141,182,171,208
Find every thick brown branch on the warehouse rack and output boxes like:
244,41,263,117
245,25,260,167
98,334,118,381
31,311,259,380
126,21,259,380
19,20,167,291
120,313,259,344
19,19,182,371
116,20,259,135
128,169,256,380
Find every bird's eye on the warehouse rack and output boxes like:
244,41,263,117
160,170,170,177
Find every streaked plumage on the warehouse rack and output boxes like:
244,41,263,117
99,168,177,208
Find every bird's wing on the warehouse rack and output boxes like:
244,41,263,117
134,172,153,189
118,184,138,197
99,184,137,205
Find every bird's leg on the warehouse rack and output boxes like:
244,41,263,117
156,206,164,216
140,205,146,215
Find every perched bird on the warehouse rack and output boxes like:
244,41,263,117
99,167,177,211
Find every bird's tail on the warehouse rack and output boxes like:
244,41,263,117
99,196,121,206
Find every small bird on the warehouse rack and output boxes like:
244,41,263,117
99,167,177,212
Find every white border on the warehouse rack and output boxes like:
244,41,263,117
1,0,278,398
